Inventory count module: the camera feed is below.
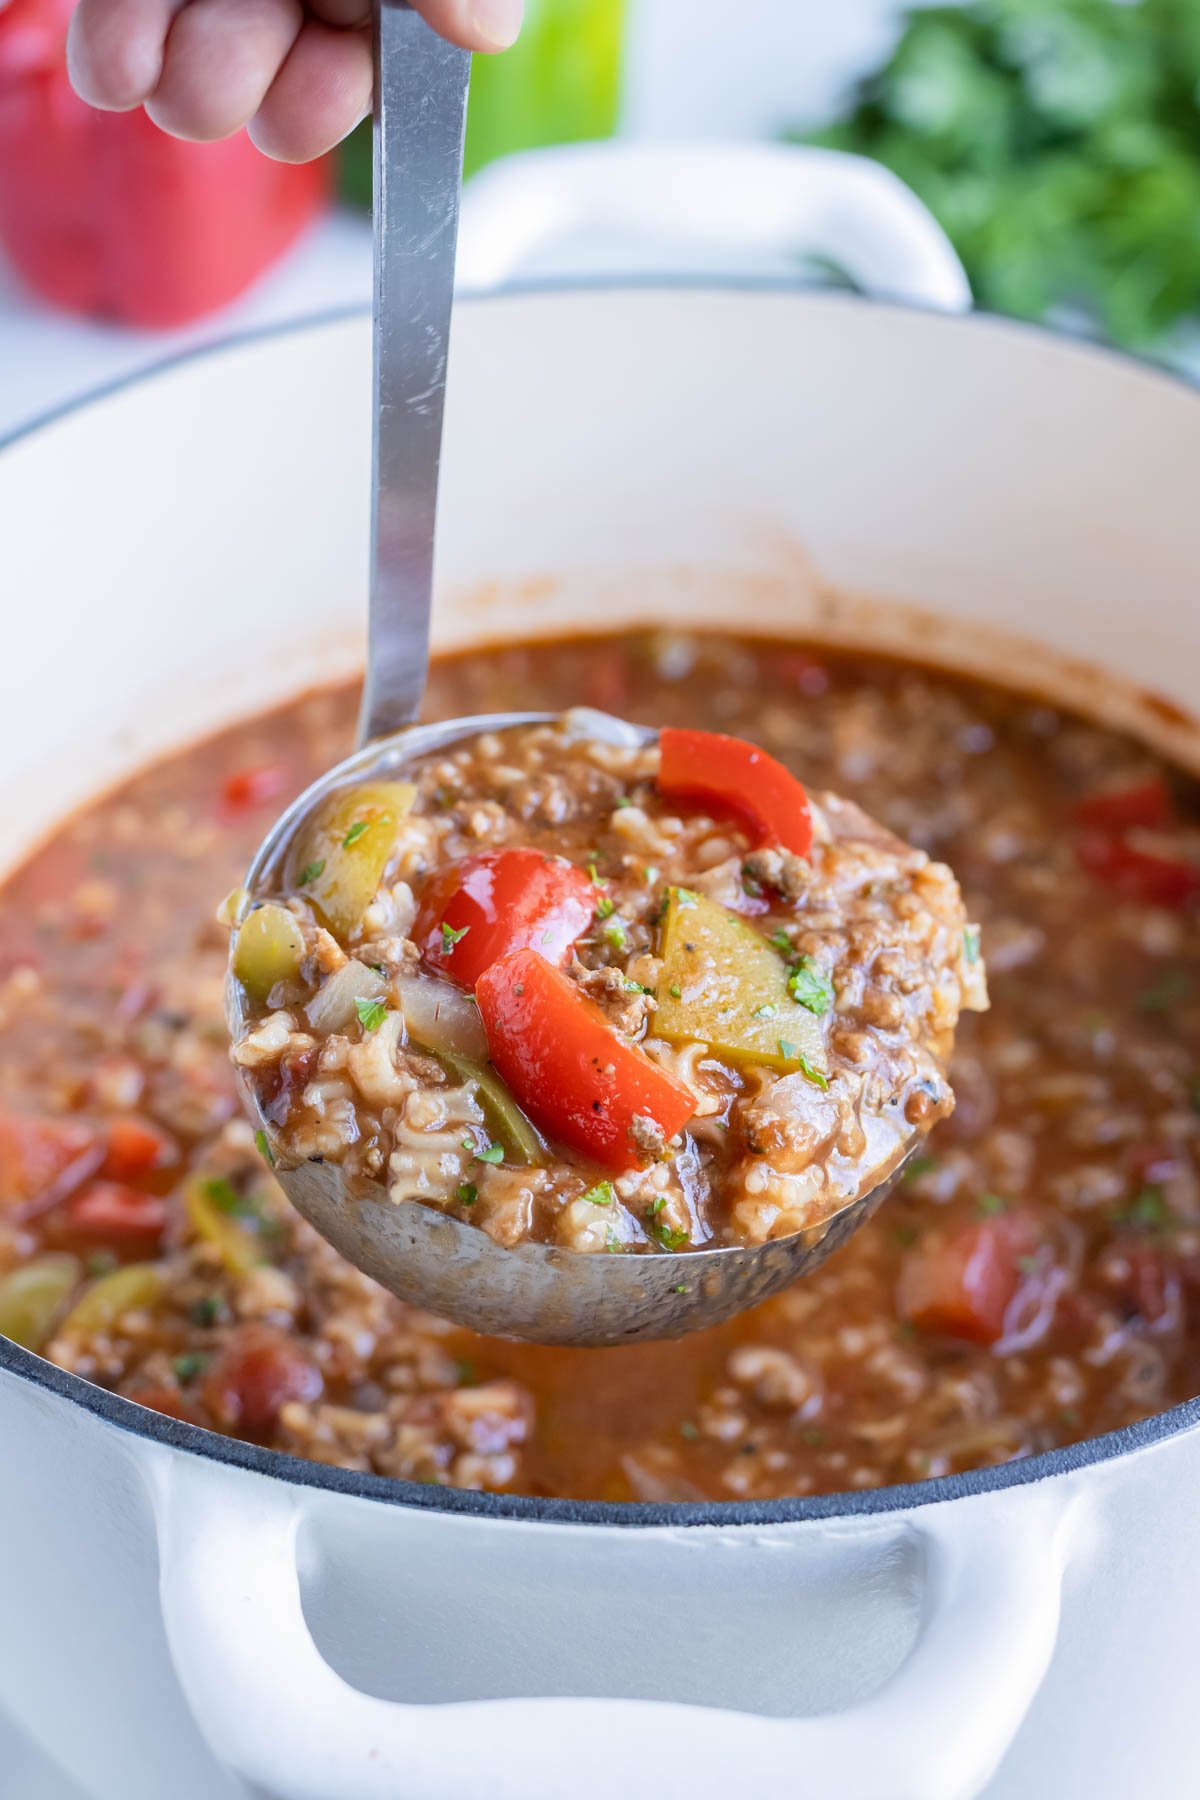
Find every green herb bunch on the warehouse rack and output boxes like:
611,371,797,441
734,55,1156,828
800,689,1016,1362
800,0,1200,351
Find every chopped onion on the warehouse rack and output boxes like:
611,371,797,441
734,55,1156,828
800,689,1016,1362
394,973,488,1062
305,960,386,1034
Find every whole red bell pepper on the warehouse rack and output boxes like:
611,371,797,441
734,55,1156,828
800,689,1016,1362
0,0,329,328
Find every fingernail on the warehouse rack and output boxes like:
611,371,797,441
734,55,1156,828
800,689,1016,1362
471,0,524,51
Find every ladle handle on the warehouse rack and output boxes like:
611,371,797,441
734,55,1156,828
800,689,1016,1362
361,2,471,746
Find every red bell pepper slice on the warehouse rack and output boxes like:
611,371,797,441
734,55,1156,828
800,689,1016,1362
221,763,290,813
897,1211,1040,1346
0,1111,101,1219
102,1116,178,1182
414,849,596,989
1072,776,1170,833
67,1182,169,1250
658,729,813,858
1076,829,1200,909
476,950,695,1173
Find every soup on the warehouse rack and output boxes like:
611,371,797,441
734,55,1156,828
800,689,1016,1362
1,630,1197,1501
231,716,982,1256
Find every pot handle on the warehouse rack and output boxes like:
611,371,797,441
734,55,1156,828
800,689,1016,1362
155,1460,1074,1800
456,140,971,311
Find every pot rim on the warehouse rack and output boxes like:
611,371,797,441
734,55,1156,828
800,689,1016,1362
3,276,1198,1528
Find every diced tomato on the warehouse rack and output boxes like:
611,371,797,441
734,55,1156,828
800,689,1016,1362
476,950,695,1173
1076,829,1200,909
67,1182,169,1249
414,849,596,990
1072,776,1170,834
658,729,813,859
221,763,289,811
897,1211,1041,1346
201,1325,323,1437
102,1116,177,1181
0,1111,101,1218
773,653,830,698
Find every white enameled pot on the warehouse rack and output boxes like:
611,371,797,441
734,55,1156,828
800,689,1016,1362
1,145,1199,1800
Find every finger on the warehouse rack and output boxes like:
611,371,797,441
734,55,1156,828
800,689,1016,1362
145,0,304,142
248,18,371,163
308,0,371,22
410,0,523,53
67,0,182,111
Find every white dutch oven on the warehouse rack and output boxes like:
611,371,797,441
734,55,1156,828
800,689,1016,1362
1,146,1198,1800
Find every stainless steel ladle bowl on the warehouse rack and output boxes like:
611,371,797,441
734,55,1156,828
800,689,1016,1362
227,715,920,1346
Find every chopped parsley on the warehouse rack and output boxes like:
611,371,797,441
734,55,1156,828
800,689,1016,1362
646,1197,666,1216
788,955,834,1016
778,1037,798,1060
769,929,793,956
172,1352,210,1385
588,861,603,885
797,1053,829,1091
643,866,659,884
595,895,616,919
354,996,388,1033
474,1142,505,1165
741,865,764,898
456,1182,478,1206
605,1227,624,1252
674,888,699,908
297,859,325,887
1122,1186,1168,1230
189,1295,227,1328
342,819,369,848
254,1128,276,1168
753,1003,778,1020
650,1220,689,1251
615,796,633,810
201,1177,279,1236
672,1283,689,1294
603,921,627,951
203,1177,244,1215
581,1181,614,1208
1139,968,1192,1013
669,983,682,1000
963,924,982,966
977,1193,1008,1216
440,921,469,951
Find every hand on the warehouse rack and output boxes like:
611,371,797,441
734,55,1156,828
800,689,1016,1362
66,0,523,162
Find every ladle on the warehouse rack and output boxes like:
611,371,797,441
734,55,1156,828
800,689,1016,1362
227,4,920,1345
